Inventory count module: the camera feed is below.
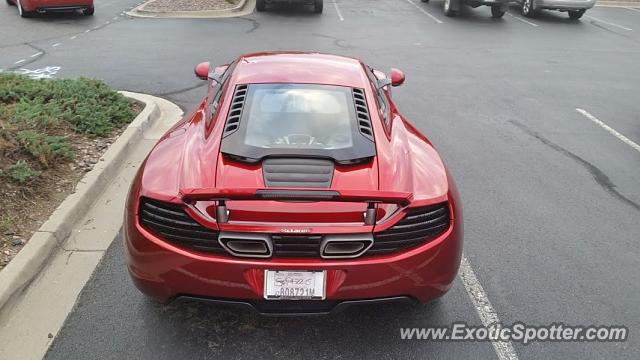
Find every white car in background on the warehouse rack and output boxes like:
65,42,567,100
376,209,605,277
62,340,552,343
518,0,596,19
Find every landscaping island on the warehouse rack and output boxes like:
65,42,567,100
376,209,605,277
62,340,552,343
0,74,141,270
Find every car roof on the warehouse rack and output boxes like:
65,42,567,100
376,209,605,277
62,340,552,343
231,52,371,88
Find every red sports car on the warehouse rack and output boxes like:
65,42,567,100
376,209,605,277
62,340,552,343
6,0,94,17
124,52,463,315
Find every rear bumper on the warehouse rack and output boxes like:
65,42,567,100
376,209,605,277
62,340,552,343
176,295,417,315
22,0,93,12
536,0,595,10
36,6,89,12
124,212,463,310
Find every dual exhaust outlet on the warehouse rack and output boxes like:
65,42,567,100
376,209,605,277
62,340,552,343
218,232,374,259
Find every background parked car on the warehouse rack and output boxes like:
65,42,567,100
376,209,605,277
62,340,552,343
519,0,595,19
6,0,94,17
256,0,323,13
421,0,511,18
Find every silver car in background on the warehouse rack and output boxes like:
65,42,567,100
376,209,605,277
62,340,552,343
519,0,596,19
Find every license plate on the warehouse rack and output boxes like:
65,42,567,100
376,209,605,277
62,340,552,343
264,270,326,300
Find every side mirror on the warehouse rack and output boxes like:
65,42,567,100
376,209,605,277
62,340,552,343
390,68,405,87
194,62,210,80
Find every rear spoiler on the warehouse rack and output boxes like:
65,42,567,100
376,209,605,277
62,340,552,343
180,188,413,225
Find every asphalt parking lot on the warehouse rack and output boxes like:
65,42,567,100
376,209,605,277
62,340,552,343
2,0,640,358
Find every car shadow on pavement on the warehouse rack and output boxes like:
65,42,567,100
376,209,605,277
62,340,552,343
140,295,456,356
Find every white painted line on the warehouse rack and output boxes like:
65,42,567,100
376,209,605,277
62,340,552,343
625,7,640,13
52,43,61,47
29,52,42,58
586,15,632,31
459,256,519,360
405,0,443,24
576,108,640,153
506,12,538,27
85,29,91,33
105,21,110,24
333,1,344,21
14,59,26,64
113,16,119,20
70,35,78,40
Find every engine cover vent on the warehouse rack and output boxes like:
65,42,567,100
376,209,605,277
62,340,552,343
223,84,248,138
352,88,374,141
262,158,334,188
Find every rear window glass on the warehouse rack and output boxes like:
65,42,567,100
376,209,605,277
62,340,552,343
244,84,353,150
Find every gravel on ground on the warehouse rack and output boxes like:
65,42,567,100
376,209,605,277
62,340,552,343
141,0,241,12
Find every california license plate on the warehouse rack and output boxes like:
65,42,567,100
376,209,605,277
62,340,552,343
264,270,326,300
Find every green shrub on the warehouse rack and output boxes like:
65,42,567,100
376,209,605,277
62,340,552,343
7,160,41,183
0,73,135,137
12,97,67,129
16,130,74,166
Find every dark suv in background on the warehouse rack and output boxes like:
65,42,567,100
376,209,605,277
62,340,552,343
422,0,511,18
257,0,323,13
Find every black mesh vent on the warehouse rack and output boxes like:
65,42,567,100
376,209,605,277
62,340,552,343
223,84,248,138
369,203,450,255
271,234,323,257
139,198,224,254
263,158,334,188
352,88,374,141
138,199,449,258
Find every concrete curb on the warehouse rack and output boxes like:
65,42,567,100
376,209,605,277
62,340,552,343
0,92,166,312
127,0,254,18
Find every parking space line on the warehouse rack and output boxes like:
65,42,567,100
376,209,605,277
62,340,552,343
405,0,444,24
576,108,640,153
333,1,344,21
30,52,42,58
585,15,633,31
52,43,61,47
14,59,26,64
459,256,518,360
506,12,538,27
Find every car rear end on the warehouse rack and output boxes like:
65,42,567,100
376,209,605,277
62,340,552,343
27,0,93,13
124,186,462,315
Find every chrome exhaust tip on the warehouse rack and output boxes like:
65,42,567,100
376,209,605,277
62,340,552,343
320,234,373,259
219,232,273,258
